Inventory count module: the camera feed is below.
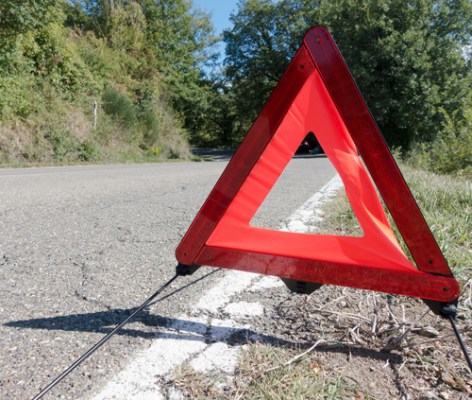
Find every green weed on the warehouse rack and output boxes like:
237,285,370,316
78,138,100,161
400,165,472,282
102,87,136,127
171,344,360,400
319,163,472,284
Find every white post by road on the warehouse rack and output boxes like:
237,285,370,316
94,100,97,129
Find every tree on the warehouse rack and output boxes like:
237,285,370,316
186,71,240,148
139,0,219,136
0,0,61,38
61,0,219,140
0,1,69,77
62,1,94,32
223,0,472,149
223,0,292,141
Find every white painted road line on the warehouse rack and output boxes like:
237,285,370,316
280,174,344,233
91,173,342,400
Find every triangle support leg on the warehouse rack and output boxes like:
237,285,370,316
442,303,472,371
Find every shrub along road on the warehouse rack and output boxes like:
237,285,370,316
0,155,336,399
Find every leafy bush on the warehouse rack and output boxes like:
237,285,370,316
428,132,472,176
76,31,124,85
428,109,472,176
79,138,100,161
102,87,136,127
0,75,40,119
407,106,472,177
140,108,160,145
47,129,78,160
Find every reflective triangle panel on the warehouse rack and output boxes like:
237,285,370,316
206,69,410,270
176,27,459,303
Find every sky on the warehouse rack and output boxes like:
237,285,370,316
191,0,241,62
192,0,239,36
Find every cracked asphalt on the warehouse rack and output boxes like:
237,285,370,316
0,155,335,399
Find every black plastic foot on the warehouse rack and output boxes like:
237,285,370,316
281,278,323,294
421,297,458,316
176,263,201,276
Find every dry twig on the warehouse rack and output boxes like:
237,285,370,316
382,309,430,351
262,340,326,374
311,308,370,322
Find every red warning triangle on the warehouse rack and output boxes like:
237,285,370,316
176,27,459,303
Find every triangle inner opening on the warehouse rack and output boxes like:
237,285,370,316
249,132,364,237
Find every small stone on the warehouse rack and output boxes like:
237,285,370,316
419,326,439,338
370,365,375,371
167,387,184,400
339,301,347,308
439,391,450,400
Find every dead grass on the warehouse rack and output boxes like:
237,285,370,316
170,347,358,400
169,284,472,399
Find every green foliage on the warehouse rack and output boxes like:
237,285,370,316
45,126,100,163
0,0,218,164
79,138,101,161
222,0,291,142
0,74,39,119
102,87,136,126
47,128,78,160
0,0,62,38
62,1,94,31
427,107,472,176
139,0,218,72
2,0,471,165
64,0,219,140
407,106,472,177
189,74,240,148
140,109,160,145
108,1,147,53
139,0,219,138
223,0,472,149
18,22,95,91
75,31,124,85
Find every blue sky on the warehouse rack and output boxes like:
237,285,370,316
192,0,241,62
192,0,240,36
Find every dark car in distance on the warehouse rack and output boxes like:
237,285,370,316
295,140,310,154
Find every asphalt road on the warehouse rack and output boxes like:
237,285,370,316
0,154,336,399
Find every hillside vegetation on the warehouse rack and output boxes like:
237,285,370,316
0,0,218,164
1,0,471,177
